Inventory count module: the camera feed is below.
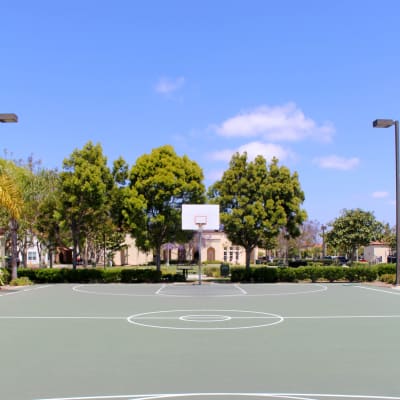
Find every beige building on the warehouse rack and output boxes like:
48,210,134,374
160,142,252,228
114,231,258,266
363,241,391,264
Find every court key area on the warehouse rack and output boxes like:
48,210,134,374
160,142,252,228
1,282,400,400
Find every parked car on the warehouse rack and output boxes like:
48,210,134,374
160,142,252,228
387,255,396,263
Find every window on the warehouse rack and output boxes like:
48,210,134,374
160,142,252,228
28,251,37,262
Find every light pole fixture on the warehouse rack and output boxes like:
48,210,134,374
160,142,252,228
373,118,400,286
321,224,326,259
0,113,18,123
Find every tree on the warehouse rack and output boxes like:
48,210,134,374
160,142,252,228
381,223,396,254
208,153,307,270
126,145,205,271
288,219,321,259
35,169,63,268
58,142,114,268
326,208,385,261
0,162,24,280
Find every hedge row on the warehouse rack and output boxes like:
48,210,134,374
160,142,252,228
231,264,396,283
16,268,185,284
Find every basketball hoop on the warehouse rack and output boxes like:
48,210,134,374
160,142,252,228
182,205,220,285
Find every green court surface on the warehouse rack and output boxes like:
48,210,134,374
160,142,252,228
1,282,400,400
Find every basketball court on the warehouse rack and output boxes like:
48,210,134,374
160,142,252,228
1,281,400,400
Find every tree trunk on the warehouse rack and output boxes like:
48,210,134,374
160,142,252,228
72,225,79,270
49,248,53,268
9,218,18,281
155,246,161,272
245,247,252,271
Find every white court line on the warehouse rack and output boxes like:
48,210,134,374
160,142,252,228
155,284,167,295
234,284,248,294
0,312,400,322
354,285,400,295
72,284,163,297
1,313,400,321
73,283,327,298
0,316,125,320
0,285,50,297
133,314,400,320
32,392,400,400
285,315,400,320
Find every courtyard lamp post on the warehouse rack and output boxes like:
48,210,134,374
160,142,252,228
373,118,400,286
0,113,18,123
321,224,326,259
0,113,18,274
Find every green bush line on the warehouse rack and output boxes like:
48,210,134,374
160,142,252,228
230,264,396,283
4,263,397,285
16,268,184,284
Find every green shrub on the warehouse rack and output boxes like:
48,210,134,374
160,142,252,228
102,268,122,283
17,268,38,281
380,273,396,284
343,267,362,282
35,268,65,283
277,267,297,282
10,276,33,286
0,268,10,285
203,266,221,278
359,267,378,282
293,267,309,281
65,268,104,283
377,264,396,277
308,267,323,282
162,273,186,282
252,267,278,283
342,266,377,282
120,268,161,283
322,267,345,282
230,267,251,282
17,267,188,284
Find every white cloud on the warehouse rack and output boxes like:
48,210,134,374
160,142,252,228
215,102,334,142
155,76,185,94
209,141,292,162
312,155,360,170
372,191,389,198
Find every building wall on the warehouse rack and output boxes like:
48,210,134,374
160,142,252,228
114,231,257,266
114,235,153,266
364,243,390,264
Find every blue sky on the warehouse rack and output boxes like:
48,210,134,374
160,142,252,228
1,0,400,226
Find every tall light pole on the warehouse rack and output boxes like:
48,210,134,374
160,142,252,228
0,113,18,275
0,113,18,123
321,224,326,258
373,118,400,286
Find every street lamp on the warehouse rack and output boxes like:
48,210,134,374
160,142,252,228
321,224,326,259
373,118,400,286
0,113,18,123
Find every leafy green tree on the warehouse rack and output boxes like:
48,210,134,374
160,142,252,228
326,208,385,261
126,145,206,270
0,160,24,279
58,142,114,268
208,153,307,270
381,223,396,253
0,173,22,280
35,169,63,267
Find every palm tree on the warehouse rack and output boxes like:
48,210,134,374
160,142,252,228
0,173,23,280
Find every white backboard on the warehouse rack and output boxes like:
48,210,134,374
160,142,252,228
182,204,220,230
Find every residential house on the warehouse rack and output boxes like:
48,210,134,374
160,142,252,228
363,241,391,264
